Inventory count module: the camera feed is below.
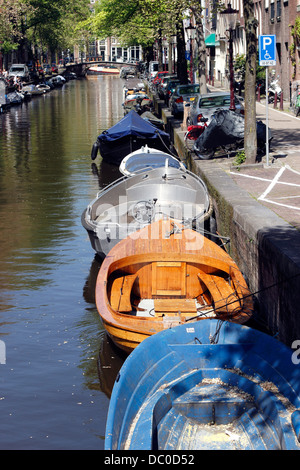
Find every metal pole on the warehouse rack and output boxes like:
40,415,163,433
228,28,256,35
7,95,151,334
190,40,193,84
229,28,235,111
266,67,269,166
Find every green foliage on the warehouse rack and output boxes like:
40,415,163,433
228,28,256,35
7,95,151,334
86,0,203,48
234,150,246,167
289,18,300,79
294,16,300,39
0,0,91,54
234,52,265,83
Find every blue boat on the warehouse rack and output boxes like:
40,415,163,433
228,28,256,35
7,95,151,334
105,320,300,450
90,110,170,165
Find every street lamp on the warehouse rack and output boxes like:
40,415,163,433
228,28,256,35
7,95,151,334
221,3,239,111
185,21,196,84
170,35,177,74
162,38,168,71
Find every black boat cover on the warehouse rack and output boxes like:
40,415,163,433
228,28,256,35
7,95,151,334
97,110,169,142
194,109,272,156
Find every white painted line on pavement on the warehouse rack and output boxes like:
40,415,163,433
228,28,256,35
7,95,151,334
262,198,300,210
258,167,286,200
230,171,300,188
286,164,300,176
274,195,300,200
230,166,300,210
230,172,272,183
256,102,300,121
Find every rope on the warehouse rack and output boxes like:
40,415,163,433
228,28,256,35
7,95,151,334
186,270,300,327
155,128,181,159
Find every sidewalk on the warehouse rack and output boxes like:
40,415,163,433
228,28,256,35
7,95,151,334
208,81,300,230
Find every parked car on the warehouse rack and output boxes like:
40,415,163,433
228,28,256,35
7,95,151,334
43,64,52,75
169,83,200,117
8,64,29,82
148,61,158,79
157,74,177,99
152,71,170,86
51,64,58,74
163,79,181,104
187,91,244,126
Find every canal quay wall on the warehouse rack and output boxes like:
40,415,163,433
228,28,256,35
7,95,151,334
152,96,300,348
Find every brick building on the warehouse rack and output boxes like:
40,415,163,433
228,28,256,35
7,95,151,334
204,0,300,102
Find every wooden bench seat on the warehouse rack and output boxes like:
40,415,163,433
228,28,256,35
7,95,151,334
197,271,241,314
110,274,138,312
154,298,197,317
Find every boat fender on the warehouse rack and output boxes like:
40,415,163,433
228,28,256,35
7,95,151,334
91,142,99,160
292,409,300,442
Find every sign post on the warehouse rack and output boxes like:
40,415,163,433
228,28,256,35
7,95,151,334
259,35,276,166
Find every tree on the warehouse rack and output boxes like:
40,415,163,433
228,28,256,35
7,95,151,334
189,2,208,93
85,0,201,82
25,0,91,56
0,0,91,64
0,0,32,54
243,0,258,163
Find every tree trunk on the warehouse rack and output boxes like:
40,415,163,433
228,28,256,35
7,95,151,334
195,18,207,93
176,23,188,84
244,0,258,163
157,32,163,72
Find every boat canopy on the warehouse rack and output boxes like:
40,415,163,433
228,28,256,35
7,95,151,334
98,110,169,142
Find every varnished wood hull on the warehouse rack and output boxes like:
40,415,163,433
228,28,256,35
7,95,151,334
95,219,253,353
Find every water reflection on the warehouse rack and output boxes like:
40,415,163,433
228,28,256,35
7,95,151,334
0,76,126,449
82,254,126,398
91,159,122,190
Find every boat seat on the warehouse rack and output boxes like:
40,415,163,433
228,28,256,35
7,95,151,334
154,298,197,317
110,274,138,312
197,271,241,314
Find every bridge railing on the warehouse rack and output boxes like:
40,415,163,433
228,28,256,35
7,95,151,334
67,57,138,66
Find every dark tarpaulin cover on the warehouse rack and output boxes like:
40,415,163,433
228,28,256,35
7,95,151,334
195,109,244,152
194,109,271,153
98,110,169,142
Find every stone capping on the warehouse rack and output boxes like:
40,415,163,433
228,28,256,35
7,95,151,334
160,105,300,347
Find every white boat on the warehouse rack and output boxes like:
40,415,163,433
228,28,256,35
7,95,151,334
119,145,186,176
36,84,51,93
82,164,211,258
87,64,120,75
22,84,49,95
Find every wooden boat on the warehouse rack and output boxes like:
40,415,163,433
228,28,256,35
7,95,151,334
119,145,186,176
95,219,253,353
105,319,300,450
90,110,170,164
82,165,211,257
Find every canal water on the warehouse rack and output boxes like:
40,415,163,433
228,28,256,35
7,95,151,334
0,76,129,449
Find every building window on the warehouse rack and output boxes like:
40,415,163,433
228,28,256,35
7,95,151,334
276,0,281,19
270,1,275,21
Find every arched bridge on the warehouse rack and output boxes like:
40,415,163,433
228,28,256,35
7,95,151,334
65,60,138,77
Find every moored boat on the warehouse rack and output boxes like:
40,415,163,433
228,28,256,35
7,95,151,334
81,165,211,257
119,145,185,176
123,92,152,114
22,84,49,95
90,110,170,164
95,219,253,353
87,64,120,75
105,319,300,450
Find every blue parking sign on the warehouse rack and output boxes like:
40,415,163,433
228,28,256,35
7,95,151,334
259,35,276,66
